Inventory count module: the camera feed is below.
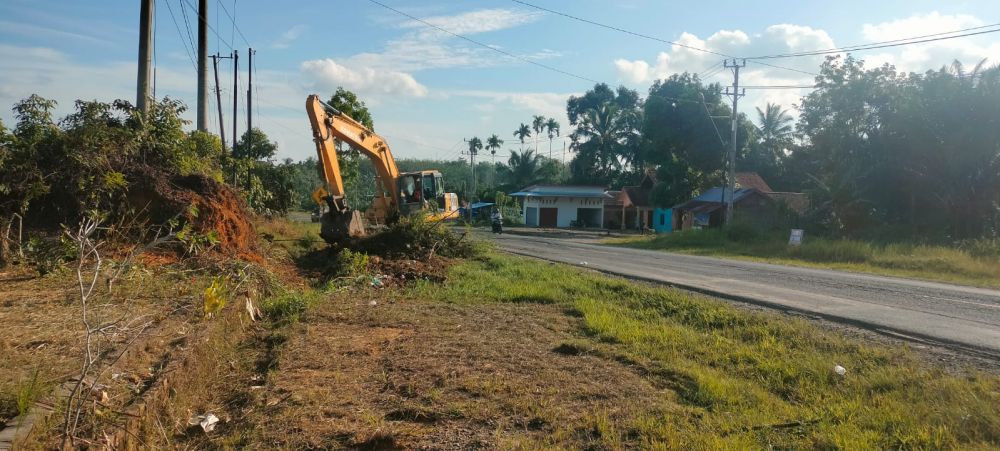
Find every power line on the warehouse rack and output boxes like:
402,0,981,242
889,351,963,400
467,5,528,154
216,0,252,47
366,0,600,84
748,23,1000,60
510,0,818,77
179,0,234,50
162,0,197,70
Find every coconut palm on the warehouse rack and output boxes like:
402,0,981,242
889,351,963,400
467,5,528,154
532,115,546,153
572,104,627,178
513,123,532,149
544,117,560,159
466,137,483,200
755,103,794,162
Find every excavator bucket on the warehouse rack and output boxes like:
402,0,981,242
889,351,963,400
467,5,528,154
319,209,366,244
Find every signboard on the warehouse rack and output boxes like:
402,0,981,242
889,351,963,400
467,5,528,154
789,229,804,246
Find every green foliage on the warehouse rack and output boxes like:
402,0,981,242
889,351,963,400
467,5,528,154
412,253,1000,448
796,56,1000,239
261,292,315,325
0,95,228,229
353,214,474,259
335,249,370,278
567,84,643,185
24,234,78,275
233,127,277,161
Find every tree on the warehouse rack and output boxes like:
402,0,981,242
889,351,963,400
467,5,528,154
642,74,743,206
544,117,560,159
233,127,277,160
506,149,541,188
566,84,643,186
327,87,376,208
513,123,531,149
486,134,504,187
532,115,546,153
485,134,504,159
740,103,794,185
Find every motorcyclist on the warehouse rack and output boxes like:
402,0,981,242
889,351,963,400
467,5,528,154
490,207,503,234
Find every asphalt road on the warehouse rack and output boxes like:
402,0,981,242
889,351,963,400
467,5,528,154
487,231,1000,356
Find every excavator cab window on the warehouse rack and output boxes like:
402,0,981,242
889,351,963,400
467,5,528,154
422,173,437,205
399,175,417,204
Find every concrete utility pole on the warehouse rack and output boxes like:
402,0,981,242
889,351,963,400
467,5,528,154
210,53,230,150
136,0,154,114
246,48,254,134
196,0,208,131
723,59,746,226
232,49,239,150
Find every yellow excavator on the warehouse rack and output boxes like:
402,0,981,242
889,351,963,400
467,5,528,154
305,94,459,243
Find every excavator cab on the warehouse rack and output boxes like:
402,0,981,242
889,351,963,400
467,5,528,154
398,170,443,215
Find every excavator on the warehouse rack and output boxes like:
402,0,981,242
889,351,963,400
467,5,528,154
305,94,460,244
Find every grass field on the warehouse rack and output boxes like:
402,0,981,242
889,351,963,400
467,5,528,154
609,228,1000,288
408,252,1000,449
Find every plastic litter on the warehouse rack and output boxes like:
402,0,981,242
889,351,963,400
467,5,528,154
188,413,220,433
834,364,847,376
371,275,384,287
368,300,378,306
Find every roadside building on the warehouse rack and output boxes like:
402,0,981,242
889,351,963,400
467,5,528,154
605,171,658,231
511,185,609,228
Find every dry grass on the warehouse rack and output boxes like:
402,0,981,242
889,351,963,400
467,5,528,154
211,288,682,449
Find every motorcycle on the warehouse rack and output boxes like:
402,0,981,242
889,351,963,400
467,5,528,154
491,218,503,234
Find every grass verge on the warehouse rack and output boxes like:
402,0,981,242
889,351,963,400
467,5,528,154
608,228,1000,288
409,252,1000,449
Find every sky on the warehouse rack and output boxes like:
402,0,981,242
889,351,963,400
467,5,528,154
1,0,999,163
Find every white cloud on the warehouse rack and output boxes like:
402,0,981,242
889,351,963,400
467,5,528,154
271,24,308,49
300,58,428,98
862,12,981,41
399,8,542,36
860,12,1000,72
300,7,551,102
614,58,650,83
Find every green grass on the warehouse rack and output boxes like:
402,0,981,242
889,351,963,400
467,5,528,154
608,228,1000,288
410,252,1000,449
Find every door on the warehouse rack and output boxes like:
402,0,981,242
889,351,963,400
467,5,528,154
525,207,538,226
539,208,558,228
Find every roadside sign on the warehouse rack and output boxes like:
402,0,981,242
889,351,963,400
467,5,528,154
789,229,804,246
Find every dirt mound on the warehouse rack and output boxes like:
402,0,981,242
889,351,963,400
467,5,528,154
127,166,257,257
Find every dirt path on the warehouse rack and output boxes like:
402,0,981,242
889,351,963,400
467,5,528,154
238,292,681,449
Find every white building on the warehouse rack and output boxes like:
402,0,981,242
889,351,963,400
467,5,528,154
510,185,609,228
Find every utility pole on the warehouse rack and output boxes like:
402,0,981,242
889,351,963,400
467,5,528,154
196,0,208,131
136,0,154,114
246,48,254,134
210,53,231,150
723,58,746,226
232,49,239,151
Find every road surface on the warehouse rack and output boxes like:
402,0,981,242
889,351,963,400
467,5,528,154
487,231,1000,356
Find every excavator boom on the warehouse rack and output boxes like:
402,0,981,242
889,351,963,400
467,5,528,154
306,94,459,244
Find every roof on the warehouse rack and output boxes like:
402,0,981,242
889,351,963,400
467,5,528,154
623,186,652,208
735,172,772,192
604,190,625,207
468,202,494,209
510,185,611,199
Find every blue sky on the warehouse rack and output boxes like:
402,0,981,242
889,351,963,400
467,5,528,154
1,0,998,162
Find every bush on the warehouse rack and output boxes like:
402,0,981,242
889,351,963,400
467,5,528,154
354,214,474,259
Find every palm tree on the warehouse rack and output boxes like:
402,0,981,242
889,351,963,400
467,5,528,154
755,103,794,162
573,104,627,177
467,137,483,200
532,115,546,153
486,134,504,187
544,117,560,159
508,149,541,188
513,123,532,149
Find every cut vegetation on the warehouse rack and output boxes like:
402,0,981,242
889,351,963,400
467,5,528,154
609,228,1000,289
197,236,1000,450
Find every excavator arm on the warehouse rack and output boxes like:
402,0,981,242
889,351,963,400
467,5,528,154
306,94,401,210
306,94,403,241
